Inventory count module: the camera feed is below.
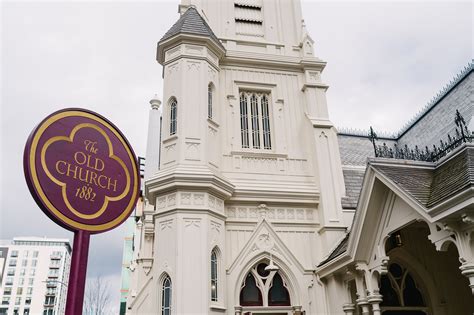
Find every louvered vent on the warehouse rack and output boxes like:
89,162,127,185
234,0,263,37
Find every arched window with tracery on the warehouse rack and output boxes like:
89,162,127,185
380,262,428,315
161,274,172,315
169,98,177,135
211,249,218,302
239,261,290,307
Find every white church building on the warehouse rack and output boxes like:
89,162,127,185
124,1,474,314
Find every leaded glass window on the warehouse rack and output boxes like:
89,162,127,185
161,275,172,315
211,250,218,302
208,84,213,119
169,98,177,136
239,91,272,150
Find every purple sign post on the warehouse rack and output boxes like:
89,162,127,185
24,108,140,315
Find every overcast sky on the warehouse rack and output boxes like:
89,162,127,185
1,0,472,313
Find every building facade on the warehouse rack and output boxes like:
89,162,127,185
0,238,71,315
125,1,473,314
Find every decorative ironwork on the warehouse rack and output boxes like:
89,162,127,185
372,110,472,162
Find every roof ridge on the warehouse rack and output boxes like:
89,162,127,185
337,127,397,139
159,6,224,50
396,60,473,137
337,60,473,140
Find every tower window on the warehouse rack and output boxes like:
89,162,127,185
161,275,172,315
208,84,213,119
239,91,272,150
211,249,218,302
169,98,177,135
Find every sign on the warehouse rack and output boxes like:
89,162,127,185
24,108,141,315
24,108,140,233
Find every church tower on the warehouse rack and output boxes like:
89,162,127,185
128,1,348,314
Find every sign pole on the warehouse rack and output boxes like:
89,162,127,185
65,230,90,315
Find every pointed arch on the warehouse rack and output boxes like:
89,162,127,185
168,97,177,135
210,246,221,302
158,272,172,315
234,251,300,307
208,82,214,119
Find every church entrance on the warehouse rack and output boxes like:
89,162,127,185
383,221,473,315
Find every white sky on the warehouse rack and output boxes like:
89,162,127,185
1,0,472,313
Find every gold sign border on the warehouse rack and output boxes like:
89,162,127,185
29,110,139,232
40,123,131,220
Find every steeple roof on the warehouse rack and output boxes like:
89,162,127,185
159,6,224,50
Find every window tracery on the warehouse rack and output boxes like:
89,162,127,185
239,261,290,307
380,262,427,315
161,275,172,315
239,91,272,150
169,98,177,135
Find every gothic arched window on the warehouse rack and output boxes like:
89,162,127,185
239,261,290,307
208,83,213,119
211,249,218,302
380,262,427,315
161,275,172,315
169,98,177,135
239,91,272,150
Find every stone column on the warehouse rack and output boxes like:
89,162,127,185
354,273,370,315
342,303,356,315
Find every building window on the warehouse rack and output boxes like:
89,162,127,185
23,309,30,315
25,297,31,305
27,287,33,295
208,83,214,119
29,269,35,276
20,269,26,276
5,277,13,286
28,278,34,286
31,260,37,267
161,275,172,315
16,288,23,295
11,251,18,258
7,268,15,276
239,261,290,307
380,262,427,313
15,297,20,305
9,259,17,267
33,251,39,258
3,288,11,296
22,259,28,267
1,297,9,305
210,249,218,302
169,98,177,136
239,91,272,150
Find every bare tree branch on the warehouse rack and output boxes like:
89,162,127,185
83,275,111,315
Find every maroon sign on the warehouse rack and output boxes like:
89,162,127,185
24,108,140,315
24,108,140,233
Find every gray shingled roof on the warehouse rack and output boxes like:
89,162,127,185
318,233,349,267
373,146,473,208
341,169,366,209
319,145,473,266
159,7,224,50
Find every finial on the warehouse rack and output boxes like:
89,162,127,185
150,94,161,110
